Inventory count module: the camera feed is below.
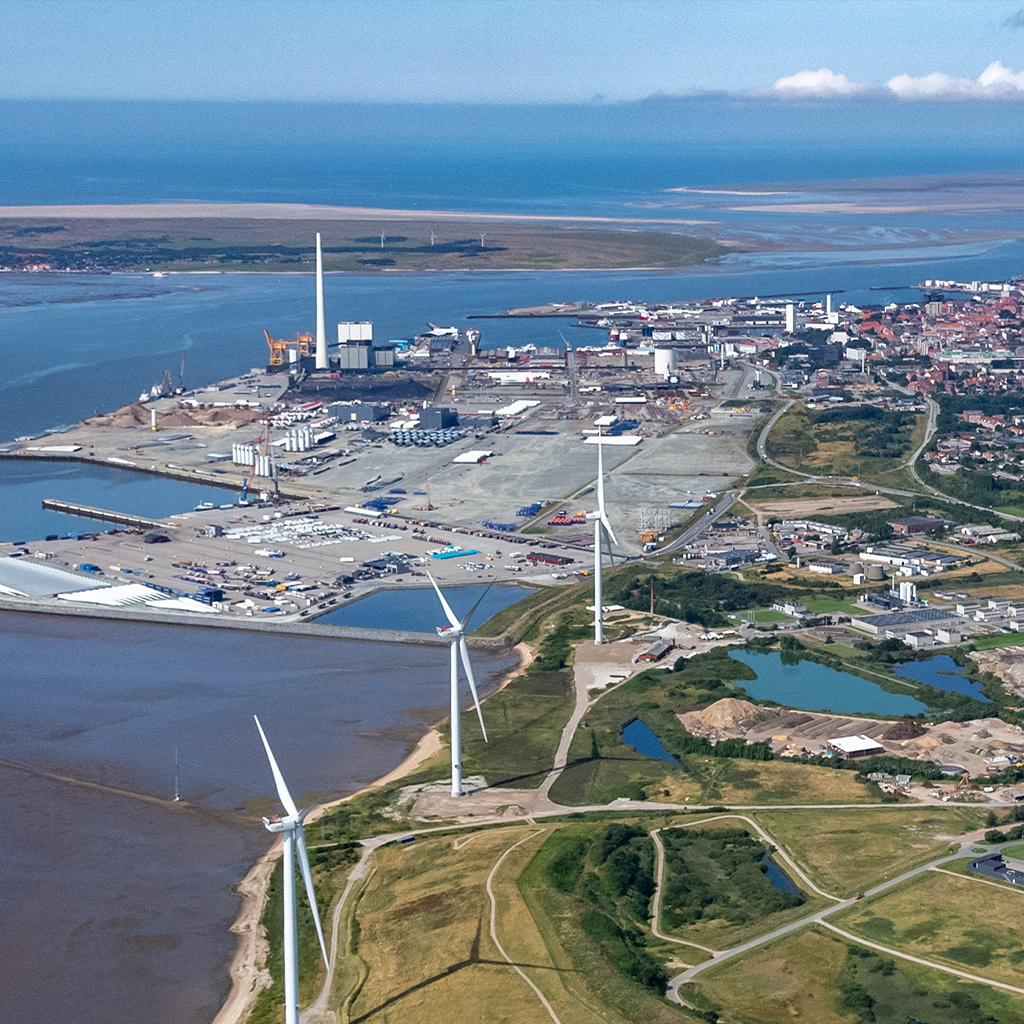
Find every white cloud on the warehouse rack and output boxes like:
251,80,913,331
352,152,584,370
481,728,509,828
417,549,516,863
978,60,1024,91
769,61,1024,101
887,61,1024,99
773,68,867,96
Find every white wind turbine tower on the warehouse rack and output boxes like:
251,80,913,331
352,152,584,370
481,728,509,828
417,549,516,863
427,573,491,797
254,716,329,1024
588,436,617,645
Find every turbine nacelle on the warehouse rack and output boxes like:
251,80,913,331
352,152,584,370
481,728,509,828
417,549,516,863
426,572,492,796
254,713,329,995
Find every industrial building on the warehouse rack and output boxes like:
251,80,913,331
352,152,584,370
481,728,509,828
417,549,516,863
826,735,886,758
330,402,391,422
850,608,961,637
419,406,459,430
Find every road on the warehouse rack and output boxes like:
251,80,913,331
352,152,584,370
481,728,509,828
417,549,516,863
661,489,740,554
664,838,984,999
753,376,1024,527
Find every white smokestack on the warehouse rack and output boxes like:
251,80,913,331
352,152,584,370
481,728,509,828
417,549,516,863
315,233,328,370
785,302,795,333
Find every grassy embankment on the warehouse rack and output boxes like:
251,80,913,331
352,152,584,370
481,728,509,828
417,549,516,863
973,631,1024,650
339,820,711,1024
684,925,1024,1024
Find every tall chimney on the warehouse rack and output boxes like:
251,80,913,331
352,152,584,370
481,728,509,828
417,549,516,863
315,233,328,370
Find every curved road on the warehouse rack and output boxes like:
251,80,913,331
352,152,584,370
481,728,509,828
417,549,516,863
664,839,986,1002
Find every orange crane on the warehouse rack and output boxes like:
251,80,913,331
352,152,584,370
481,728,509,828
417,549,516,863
264,329,313,367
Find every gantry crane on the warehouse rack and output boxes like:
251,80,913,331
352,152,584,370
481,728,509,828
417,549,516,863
264,329,313,367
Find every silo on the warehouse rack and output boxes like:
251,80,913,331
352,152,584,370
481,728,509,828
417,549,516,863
654,348,678,379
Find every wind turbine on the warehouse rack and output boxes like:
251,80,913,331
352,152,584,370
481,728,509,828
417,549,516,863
588,435,617,644
254,716,329,1024
427,573,491,797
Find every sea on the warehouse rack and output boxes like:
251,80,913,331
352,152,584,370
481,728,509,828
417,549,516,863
3,96,1024,1024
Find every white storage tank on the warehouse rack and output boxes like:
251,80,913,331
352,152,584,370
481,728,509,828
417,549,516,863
654,348,678,379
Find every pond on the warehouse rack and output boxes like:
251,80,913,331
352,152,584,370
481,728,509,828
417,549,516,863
314,583,535,633
762,855,802,896
621,719,679,764
893,655,992,702
728,650,929,716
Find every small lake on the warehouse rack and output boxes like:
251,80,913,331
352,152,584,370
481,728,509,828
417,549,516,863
622,718,678,763
728,650,929,716
315,583,536,633
762,855,802,896
894,655,992,702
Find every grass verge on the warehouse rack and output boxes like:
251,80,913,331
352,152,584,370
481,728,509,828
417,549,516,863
750,807,985,898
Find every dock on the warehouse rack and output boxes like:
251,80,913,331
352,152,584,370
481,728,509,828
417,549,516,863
41,499,179,531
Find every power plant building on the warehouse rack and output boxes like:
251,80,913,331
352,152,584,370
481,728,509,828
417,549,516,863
338,322,373,343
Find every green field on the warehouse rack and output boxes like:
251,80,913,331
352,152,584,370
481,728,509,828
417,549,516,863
836,870,1024,988
0,215,727,273
517,824,703,1024
803,597,865,615
751,807,985,897
733,608,790,623
685,925,1024,1024
764,403,926,485
973,632,1024,650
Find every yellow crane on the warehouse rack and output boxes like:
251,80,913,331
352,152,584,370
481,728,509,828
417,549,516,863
264,329,313,367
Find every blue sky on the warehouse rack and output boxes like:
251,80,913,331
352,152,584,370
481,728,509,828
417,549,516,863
4,0,1024,103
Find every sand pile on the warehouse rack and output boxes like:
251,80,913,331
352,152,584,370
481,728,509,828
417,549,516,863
678,698,771,738
86,403,258,431
883,719,926,740
971,648,1024,690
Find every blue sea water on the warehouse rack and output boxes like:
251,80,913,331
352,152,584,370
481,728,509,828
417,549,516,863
0,459,237,542
2,98,1024,211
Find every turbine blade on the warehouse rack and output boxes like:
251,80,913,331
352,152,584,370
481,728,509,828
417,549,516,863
458,636,488,743
427,571,460,629
254,715,299,819
460,578,495,631
601,513,618,547
296,826,329,967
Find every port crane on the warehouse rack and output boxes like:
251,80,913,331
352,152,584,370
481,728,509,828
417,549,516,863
264,329,313,368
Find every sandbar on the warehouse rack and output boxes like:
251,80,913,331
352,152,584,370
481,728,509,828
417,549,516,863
0,201,708,226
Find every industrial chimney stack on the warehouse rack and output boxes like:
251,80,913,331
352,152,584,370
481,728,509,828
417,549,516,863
315,233,328,370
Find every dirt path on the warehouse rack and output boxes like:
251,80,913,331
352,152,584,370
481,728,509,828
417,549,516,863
485,830,561,1024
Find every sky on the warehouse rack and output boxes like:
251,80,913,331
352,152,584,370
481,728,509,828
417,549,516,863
4,0,1024,103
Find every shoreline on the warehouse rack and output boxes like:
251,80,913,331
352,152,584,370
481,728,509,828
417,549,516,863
0,200,709,226
212,638,523,1024
0,595,515,647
